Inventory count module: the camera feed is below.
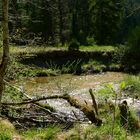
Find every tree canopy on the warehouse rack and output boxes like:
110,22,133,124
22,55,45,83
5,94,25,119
0,0,139,46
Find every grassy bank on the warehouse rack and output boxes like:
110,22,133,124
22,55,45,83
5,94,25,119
0,118,17,140
0,45,114,55
1,45,119,80
80,45,114,51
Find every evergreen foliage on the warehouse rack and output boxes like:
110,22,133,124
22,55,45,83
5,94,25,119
89,0,124,45
0,0,140,46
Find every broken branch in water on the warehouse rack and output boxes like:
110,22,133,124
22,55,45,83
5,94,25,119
2,93,102,126
2,95,67,105
4,80,56,112
3,81,102,126
89,88,98,116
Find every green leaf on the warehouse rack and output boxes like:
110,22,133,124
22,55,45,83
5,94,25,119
107,83,113,90
120,81,126,90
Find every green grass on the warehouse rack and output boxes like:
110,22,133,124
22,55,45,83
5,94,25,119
81,59,121,73
81,60,106,72
0,45,66,56
56,111,140,140
5,59,60,80
124,75,140,91
80,45,115,51
21,126,61,140
0,118,15,140
9,45,66,54
123,74,140,99
0,45,115,56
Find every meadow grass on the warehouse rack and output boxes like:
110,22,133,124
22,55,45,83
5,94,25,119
0,45,115,56
55,109,140,140
0,45,66,56
80,45,115,51
0,118,16,140
21,125,61,140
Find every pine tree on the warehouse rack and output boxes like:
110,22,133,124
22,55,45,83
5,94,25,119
90,0,124,45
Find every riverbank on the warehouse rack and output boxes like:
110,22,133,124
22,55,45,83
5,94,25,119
4,45,123,81
4,44,140,81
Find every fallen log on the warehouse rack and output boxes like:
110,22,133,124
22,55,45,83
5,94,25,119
61,94,102,126
2,93,102,126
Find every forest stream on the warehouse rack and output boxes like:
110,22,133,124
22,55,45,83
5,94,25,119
12,72,140,121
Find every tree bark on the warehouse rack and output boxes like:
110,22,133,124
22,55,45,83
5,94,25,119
0,0,9,104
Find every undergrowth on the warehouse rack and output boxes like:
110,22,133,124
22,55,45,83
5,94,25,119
0,118,15,140
21,125,60,140
5,60,59,80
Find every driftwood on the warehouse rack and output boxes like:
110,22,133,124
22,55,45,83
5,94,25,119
62,94,102,126
2,93,102,126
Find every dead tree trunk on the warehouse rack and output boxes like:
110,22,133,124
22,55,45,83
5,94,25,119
119,100,129,127
0,0,9,104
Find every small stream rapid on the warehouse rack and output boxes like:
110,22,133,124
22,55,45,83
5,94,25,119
12,72,131,121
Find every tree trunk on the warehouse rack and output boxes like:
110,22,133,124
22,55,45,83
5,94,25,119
58,0,64,45
0,0,9,104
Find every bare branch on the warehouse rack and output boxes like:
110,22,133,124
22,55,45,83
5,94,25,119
1,95,67,106
89,89,98,116
4,80,56,112
126,6,140,18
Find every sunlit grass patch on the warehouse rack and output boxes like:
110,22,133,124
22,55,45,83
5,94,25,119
80,45,115,51
0,45,115,56
21,125,61,140
8,45,66,55
0,118,15,140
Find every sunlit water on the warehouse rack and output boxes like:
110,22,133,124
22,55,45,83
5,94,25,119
18,72,126,95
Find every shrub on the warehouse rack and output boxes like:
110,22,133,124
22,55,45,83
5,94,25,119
127,26,140,52
86,37,96,45
115,26,140,71
68,39,80,51
123,75,140,98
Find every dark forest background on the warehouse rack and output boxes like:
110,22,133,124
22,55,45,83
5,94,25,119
0,0,140,46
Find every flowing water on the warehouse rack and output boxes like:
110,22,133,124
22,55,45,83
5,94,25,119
12,72,127,104
17,72,126,95
12,72,129,120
